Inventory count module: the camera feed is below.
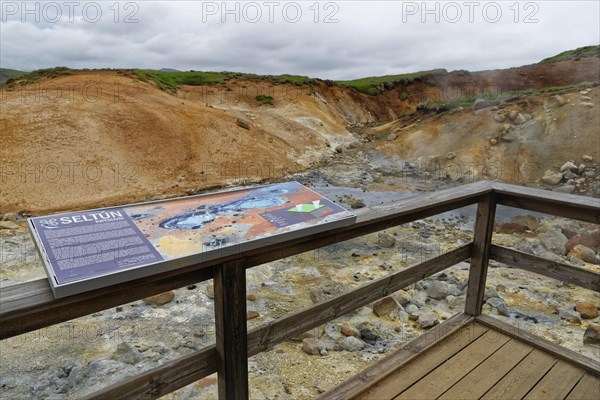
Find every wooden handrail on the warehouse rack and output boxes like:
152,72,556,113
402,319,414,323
0,180,491,340
490,245,600,292
1,181,598,400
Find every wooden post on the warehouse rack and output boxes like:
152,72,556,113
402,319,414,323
214,259,249,399
465,193,496,316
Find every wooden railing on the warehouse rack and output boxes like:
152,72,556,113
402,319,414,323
1,181,598,399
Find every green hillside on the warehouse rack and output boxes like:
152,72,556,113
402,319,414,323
0,68,27,83
540,45,599,64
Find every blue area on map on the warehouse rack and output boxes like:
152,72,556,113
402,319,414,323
158,183,295,230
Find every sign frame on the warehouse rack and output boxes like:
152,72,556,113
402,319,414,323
28,182,356,298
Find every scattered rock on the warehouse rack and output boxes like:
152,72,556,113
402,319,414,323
538,228,568,255
302,338,326,355
514,113,527,125
418,312,439,329
545,95,566,109
484,286,499,301
342,195,366,209
582,155,593,162
496,222,529,235
575,302,599,319
541,170,563,185
583,324,600,345
560,161,578,173
490,138,498,145
566,230,600,252
195,374,218,389
359,327,380,344
335,145,343,153
493,112,506,123
377,232,396,248
0,221,19,230
247,294,256,301
508,110,518,121
1,212,18,222
486,297,510,316
339,336,365,352
445,152,456,160
395,290,412,305
580,102,594,108
486,297,506,309
405,304,420,317
387,133,397,141
511,215,541,231
568,245,600,265
372,296,399,317
236,118,250,130
473,98,492,110
309,281,346,303
205,284,215,299
340,323,360,337
247,311,260,319
112,342,142,365
559,309,582,324
426,281,460,300
553,185,575,194
143,291,175,306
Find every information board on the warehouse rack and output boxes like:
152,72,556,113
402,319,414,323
28,182,356,298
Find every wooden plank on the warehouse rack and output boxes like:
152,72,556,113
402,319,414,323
476,314,600,374
394,330,511,400
248,244,472,355
523,360,585,400
347,321,487,400
481,349,558,400
1,181,491,340
214,260,249,400
465,193,496,315
85,345,217,399
493,182,600,224
566,374,600,400
0,267,214,340
438,339,533,399
490,245,600,292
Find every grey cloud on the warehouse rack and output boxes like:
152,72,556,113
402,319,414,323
0,1,598,79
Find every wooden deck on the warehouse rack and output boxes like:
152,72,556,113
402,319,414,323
320,315,600,400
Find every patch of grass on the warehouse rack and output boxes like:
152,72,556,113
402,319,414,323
540,45,599,63
133,70,228,90
132,70,319,91
0,66,74,87
255,94,274,105
335,69,448,95
399,91,410,101
0,68,28,84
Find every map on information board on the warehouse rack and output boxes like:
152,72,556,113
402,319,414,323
28,182,355,298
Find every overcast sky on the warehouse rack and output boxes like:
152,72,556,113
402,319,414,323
1,1,598,79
